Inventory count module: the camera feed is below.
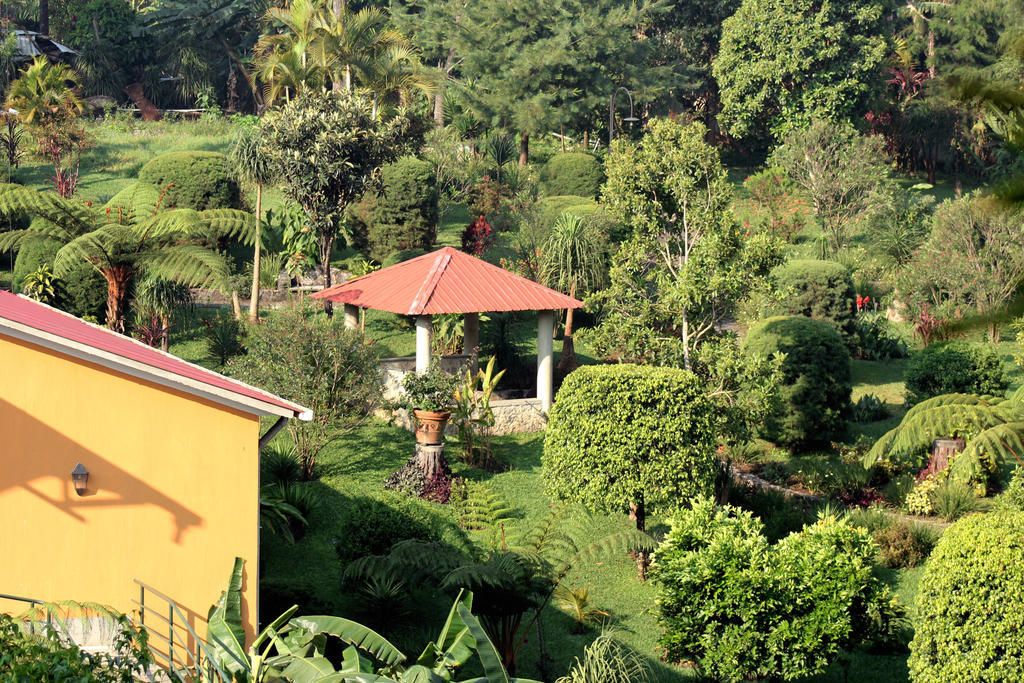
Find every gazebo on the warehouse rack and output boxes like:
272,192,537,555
312,247,582,412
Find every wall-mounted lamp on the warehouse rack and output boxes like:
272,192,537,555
71,463,89,496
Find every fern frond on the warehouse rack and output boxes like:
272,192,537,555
0,228,31,252
457,482,514,532
201,208,257,245
0,184,93,238
953,422,1024,481
139,243,230,288
876,403,1021,466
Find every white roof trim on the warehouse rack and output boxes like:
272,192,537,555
0,316,311,421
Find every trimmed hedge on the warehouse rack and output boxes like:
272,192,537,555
543,364,718,523
362,157,438,261
138,151,241,210
909,510,1024,682
653,498,902,682
381,248,428,267
904,342,1006,405
771,259,857,345
540,153,605,198
744,315,851,448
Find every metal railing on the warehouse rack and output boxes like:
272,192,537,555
131,580,232,683
0,592,55,634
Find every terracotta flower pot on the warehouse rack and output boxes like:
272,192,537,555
412,409,451,445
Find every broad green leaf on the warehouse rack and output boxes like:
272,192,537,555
455,605,508,683
291,616,406,667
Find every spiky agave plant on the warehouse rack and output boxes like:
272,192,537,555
0,183,253,334
862,391,1024,481
556,630,650,683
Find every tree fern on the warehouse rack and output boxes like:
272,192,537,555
0,182,252,332
864,392,1024,479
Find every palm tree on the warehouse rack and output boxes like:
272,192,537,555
5,57,83,126
134,276,194,352
361,44,437,120
0,184,252,333
314,4,407,93
540,212,607,374
254,0,327,101
254,42,323,105
230,126,278,321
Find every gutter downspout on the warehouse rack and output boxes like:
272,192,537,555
258,416,288,452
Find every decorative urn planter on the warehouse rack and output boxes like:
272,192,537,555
412,409,451,445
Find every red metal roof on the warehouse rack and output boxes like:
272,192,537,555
313,247,583,314
0,290,308,419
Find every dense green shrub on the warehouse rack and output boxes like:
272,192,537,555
872,521,937,569
14,233,106,321
998,467,1024,510
771,259,857,344
909,510,1024,682
332,493,459,562
653,498,902,682
0,610,150,682
363,157,438,261
138,151,241,210
381,248,428,267
540,153,605,198
904,342,1007,405
744,315,852,448
543,364,718,532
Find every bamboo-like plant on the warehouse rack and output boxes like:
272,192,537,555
0,183,252,333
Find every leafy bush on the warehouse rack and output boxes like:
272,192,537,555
909,510,1024,682
740,167,808,242
401,364,460,412
853,311,909,360
543,364,719,533
904,342,1007,405
332,493,456,562
872,521,936,568
771,259,857,345
744,315,852,448
362,157,438,261
227,303,382,479
0,609,150,682
14,232,106,320
540,153,605,198
653,497,903,682
998,467,1024,511
727,482,813,542
138,151,241,210
851,394,889,423
381,248,427,267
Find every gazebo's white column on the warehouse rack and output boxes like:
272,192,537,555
343,304,359,330
537,310,554,412
415,315,433,373
463,312,479,359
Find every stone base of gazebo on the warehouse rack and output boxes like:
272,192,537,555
387,399,546,436
379,355,548,435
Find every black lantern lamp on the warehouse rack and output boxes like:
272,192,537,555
71,463,89,496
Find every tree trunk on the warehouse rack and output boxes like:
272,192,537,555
628,496,649,580
231,290,242,319
124,83,161,121
556,282,578,376
104,267,133,334
249,184,262,322
519,131,529,166
583,130,589,150
39,0,48,35
320,233,335,316
160,315,170,353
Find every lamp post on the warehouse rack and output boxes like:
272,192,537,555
609,87,639,148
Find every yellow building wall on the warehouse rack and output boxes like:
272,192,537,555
0,335,261,643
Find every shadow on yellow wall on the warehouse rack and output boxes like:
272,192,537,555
0,398,202,541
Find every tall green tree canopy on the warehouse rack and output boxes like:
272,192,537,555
713,0,889,144
261,90,411,303
449,0,667,162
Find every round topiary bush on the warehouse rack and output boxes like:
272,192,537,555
771,259,857,345
909,510,1024,682
543,364,718,532
13,234,59,291
138,151,241,210
363,156,438,261
13,233,107,322
744,315,851,448
904,342,1007,405
540,153,605,198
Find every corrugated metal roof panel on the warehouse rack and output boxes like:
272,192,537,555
313,247,582,314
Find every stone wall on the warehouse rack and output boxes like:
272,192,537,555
386,397,547,435
380,354,474,402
